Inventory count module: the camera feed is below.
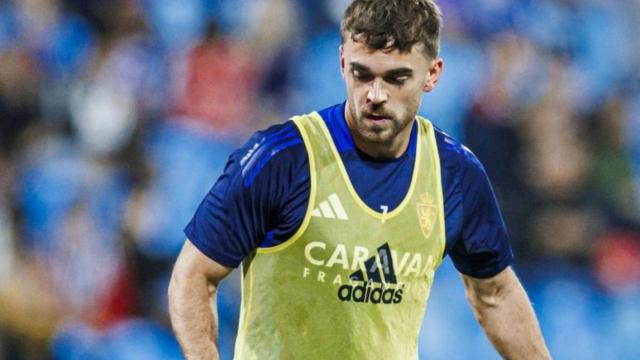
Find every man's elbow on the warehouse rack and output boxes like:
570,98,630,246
168,259,201,302
462,271,515,311
466,285,501,308
168,262,217,302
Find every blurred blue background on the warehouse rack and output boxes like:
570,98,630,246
0,0,639,359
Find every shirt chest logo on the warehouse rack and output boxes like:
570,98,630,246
417,193,437,238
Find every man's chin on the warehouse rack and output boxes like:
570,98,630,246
359,128,394,145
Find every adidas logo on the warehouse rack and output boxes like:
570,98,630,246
311,193,349,220
337,243,404,304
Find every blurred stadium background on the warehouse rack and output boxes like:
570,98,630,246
0,0,639,359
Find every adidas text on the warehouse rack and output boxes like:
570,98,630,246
337,282,403,304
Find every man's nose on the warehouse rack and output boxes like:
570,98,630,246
366,79,387,104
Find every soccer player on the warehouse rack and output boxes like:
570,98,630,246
168,1,552,359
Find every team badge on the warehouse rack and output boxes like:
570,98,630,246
416,193,437,238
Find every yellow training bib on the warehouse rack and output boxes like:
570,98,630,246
234,112,446,359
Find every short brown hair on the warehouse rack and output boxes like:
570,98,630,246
341,0,442,59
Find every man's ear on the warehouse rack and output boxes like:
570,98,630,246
423,58,444,92
339,45,346,79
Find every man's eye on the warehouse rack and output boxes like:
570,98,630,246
387,76,409,85
352,69,373,81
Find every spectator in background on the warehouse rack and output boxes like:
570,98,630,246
170,19,259,140
0,47,42,152
586,94,640,294
6,0,95,125
68,1,161,156
585,95,639,226
464,33,550,260
0,47,41,154
521,55,593,263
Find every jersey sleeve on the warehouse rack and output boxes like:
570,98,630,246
447,147,514,278
184,122,305,268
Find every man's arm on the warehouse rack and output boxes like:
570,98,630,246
462,266,551,360
168,239,233,360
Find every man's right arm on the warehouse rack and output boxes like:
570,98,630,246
168,239,233,360
169,121,308,358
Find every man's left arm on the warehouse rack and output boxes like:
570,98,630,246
462,266,551,360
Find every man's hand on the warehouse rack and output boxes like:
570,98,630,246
168,239,233,360
462,267,552,360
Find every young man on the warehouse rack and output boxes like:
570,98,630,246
169,1,551,359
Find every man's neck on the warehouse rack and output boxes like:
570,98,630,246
344,103,413,159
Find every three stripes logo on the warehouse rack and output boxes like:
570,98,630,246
337,243,403,304
311,193,349,220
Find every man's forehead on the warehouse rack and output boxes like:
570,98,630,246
343,36,427,70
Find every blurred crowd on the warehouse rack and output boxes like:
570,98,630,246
0,0,638,359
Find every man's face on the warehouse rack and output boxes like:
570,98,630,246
340,36,442,149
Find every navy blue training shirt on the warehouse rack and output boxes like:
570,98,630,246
185,102,513,278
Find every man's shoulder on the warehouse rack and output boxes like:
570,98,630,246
239,102,343,167
243,120,303,157
432,126,487,181
238,120,308,188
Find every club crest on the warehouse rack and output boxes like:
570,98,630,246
417,193,437,238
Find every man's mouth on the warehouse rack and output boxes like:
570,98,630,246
365,113,389,121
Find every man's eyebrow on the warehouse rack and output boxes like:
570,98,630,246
349,62,371,72
349,62,413,77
